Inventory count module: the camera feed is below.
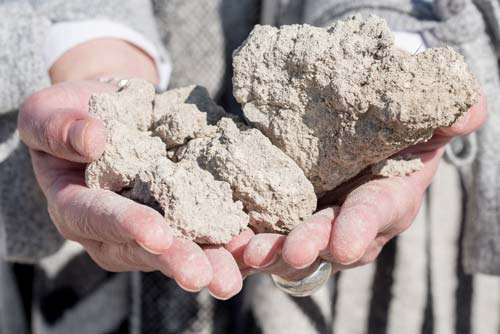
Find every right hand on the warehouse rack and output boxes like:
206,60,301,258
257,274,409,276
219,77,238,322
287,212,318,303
18,81,246,299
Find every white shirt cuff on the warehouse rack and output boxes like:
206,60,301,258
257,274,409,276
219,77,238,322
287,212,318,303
393,31,427,54
44,19,171,90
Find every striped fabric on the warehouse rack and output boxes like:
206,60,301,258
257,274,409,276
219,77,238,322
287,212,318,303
238,162,500,334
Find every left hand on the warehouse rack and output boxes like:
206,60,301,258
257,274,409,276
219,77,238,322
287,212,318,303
242,96,487,280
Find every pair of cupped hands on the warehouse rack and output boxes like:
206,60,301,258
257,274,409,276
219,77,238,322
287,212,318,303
17,40,486,300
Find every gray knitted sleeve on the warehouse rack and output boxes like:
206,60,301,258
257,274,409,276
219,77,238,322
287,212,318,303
0,0,164,262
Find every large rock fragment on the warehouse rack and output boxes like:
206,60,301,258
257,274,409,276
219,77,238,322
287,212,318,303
129,158,248,244
85,80,249,243
233,15,480,193
178,118,317,233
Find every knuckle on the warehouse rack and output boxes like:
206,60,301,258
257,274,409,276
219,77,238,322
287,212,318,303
75,191,115,239
40,115,62,153
116,244,141,268
47,205,79,241
89,244,126,272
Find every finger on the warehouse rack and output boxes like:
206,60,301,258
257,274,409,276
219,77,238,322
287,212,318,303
325,235,388,272
204,246,243,300
329,150,441,265
224,229,255,270
156,239,213,292
282,207,338,269
47,175,172,254
242,233,317,280
82,239,157,272
436,94,487,137
243,233,285,269
18,82,114,162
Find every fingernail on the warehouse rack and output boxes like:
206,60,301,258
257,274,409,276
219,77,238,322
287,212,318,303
69,120,89,156
335,244,365,265
177,281,202,293
207,289,233,301
137,241,162,255
249,253,278,269
140,222,172,254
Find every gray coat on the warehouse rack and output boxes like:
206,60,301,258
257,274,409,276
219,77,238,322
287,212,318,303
2,0,500,333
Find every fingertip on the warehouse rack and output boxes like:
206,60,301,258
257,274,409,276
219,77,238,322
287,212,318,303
85,118,107,160
282,238,318,269
205,247,243,300
138,221,173,255
282,210,335,269
330,238,366,265
243,234,284,269
69,118,106,161
171,252,213,293
329,209,376,265
209,280,243,300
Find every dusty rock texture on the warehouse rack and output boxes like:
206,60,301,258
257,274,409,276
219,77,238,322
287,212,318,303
233,15,480,194
129,158,248,244
177,118,317,233
85,80,316,242
85,121,166,192
371,154,424,177
85,80,250,243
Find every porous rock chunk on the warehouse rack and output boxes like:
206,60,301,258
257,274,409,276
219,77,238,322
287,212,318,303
152,85,230,149
177,118,317,233
371,154,424,177
233,15,480,193
85,80,249,243
89,79,155,131
129,158,248,244
85,121,166,191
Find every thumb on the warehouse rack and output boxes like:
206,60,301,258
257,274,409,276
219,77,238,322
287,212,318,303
18,81,113,162
19,108,106,163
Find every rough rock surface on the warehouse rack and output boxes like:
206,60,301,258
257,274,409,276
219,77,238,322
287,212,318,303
85,80,250,243
177,118,317,233
371,154,424,177
89,79,155,131
233,15,480,194
85,80,316,242
129,158,248,244
85,121,166,192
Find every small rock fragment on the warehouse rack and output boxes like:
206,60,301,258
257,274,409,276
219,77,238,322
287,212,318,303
233,15,480,193
371,154,424,177
152,85,232,149
178,118,317,233
153,104,217,149
153,85,228,124
129,158,248,244
89,79,155,131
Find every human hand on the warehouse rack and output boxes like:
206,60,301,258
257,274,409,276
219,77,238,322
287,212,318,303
243,96,487,280
18,38,247,300
19,80,249,299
